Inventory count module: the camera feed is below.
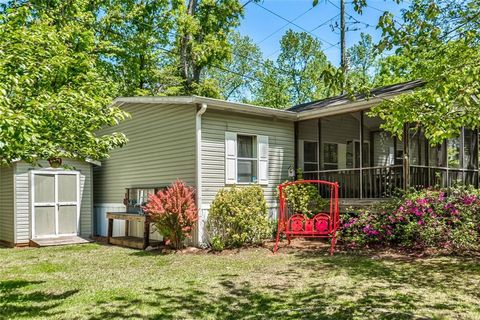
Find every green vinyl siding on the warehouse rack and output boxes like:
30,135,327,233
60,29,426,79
201,109,294,207
94,103,196,204
0,166,14,244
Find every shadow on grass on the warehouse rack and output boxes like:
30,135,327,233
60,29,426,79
0,280,78,318
87,279,425,319
292,250,480,298
86,252,472,319
85,248,480,319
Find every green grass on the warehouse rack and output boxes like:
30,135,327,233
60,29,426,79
1,243,480,319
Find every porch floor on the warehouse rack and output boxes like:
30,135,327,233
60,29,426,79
30,236,93,247
339,198,388,211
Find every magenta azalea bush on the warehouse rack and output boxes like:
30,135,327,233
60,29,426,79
341,187,480,251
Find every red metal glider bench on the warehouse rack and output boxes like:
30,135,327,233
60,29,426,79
273,180,340,255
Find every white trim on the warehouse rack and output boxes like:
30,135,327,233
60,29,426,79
113,96,297,120
225,132,238,185
196,103,207,245
93,203,126,208
13,163,18,244
257,135,269,185
30,170,80,239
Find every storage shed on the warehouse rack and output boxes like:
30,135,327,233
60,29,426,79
0,159,93,247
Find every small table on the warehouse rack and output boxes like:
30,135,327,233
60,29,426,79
106,212,156,249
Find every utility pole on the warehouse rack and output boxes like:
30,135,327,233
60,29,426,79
340,0,347,93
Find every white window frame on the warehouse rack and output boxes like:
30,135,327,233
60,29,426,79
225,132,269,185
237,134,258,184
30,170,80,239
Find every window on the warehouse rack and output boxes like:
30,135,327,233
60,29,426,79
225,132,269,185
237,135,258,183
346,140,370,168
324,143,338,170
303,141,318,171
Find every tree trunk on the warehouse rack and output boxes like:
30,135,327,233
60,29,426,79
179,0,198,93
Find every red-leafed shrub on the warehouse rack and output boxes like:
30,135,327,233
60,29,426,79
143,180,197,249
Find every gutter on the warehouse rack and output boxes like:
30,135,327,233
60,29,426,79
195,103,208,246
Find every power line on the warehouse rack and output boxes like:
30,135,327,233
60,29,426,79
254,2,340,49
255,5,315,45
262,14,341,59
241,0,253,9
327,0,375,30
310,14,340,32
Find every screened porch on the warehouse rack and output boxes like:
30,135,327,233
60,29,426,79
296,112,479,199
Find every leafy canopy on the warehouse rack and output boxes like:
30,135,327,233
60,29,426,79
0,3,128,165
253,30,332,108
370,0,480,144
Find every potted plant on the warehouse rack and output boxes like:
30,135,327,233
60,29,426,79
48,157,62,168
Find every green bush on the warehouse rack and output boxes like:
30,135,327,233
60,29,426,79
207,185,271,248
210,236,225,252
284,182,328,219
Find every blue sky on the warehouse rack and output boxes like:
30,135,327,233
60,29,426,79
237,0,409,66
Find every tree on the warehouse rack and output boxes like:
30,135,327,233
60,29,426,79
252,30,331,108
277,30,330,105
206,32,263,102
347,32,377,88
0,3,128,165
172,0,247,96
98,0,183,96
251,60,291,109
370,0,480,144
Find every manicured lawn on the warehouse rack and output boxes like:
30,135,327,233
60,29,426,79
1,242,480,319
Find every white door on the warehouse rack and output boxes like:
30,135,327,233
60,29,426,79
32,172,80,238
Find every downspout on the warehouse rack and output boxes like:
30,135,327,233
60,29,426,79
196,103,207,246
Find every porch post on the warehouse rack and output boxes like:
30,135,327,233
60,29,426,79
460,127,465,185
317,118,322,180
474,129,479,187
460,127,465,169
424,132,430,186
403,123,410,190
359,111,364,198
294,121,299,180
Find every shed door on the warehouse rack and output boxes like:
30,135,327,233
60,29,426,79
32,172,79,238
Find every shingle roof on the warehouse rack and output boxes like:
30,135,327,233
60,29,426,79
288,79,426,112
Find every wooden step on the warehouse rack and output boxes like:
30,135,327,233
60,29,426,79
30,236,93,247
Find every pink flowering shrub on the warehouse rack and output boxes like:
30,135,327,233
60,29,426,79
341,186,480,251
143,180,197,249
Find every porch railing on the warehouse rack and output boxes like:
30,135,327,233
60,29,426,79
410,165,479,189
304,165,479,199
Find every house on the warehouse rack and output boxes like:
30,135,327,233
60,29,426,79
94,80,479,246
0,159,94,247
